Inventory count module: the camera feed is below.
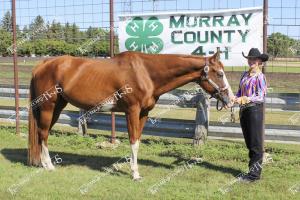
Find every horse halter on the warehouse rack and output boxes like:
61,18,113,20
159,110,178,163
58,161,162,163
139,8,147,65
200,57,229,111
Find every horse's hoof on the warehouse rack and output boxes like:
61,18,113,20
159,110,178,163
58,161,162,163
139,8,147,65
42,162,55,171
133,176,143,181
47,165,55,171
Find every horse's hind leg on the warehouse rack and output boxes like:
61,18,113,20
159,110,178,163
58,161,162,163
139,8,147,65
39,96,68,170
49,96,68,130
38,103,56,170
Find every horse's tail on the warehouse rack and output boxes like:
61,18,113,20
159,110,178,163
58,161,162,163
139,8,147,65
28,76,41,166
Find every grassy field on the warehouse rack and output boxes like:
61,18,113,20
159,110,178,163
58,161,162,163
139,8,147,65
0,125,299,200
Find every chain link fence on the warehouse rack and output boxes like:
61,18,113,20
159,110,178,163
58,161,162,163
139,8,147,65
0,0,299,132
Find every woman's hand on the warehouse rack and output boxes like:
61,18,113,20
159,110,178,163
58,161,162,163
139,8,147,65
233,96,241,104
234,97,242,104
234,96,250,105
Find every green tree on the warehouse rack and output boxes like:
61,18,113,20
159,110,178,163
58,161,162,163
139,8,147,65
64,43,78,55
29,15,46,39
92,40,109,56
1,11,12,32
30,15,45,30
46,40,63,55
86,26,101,38
18,41,34,56
267,32,297,57
46,20,64,40
22,25,29,37
63,22,73,43
0,11,112,56
32,39,47,55
0,28,12,56
71,23,80,43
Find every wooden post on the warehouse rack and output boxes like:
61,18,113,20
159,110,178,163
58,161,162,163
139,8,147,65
78,109,87,136
109,0,116,144
193,88,210,146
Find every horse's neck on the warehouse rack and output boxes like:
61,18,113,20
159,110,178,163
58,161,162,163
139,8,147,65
146,55,205,96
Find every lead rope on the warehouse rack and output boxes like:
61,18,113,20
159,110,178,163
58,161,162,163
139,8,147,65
230,106,235,123
216,99,224,111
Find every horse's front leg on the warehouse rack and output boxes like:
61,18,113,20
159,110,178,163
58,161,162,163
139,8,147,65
126,106,142,181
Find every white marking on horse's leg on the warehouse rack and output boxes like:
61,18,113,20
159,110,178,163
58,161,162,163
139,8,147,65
130,140,141,180
41,141,55,170
221,70,235,106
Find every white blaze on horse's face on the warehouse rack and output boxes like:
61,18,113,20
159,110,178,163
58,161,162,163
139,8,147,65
203,63,234,108
221,69,235,107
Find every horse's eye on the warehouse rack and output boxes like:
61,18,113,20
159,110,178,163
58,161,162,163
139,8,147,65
217,71,224,78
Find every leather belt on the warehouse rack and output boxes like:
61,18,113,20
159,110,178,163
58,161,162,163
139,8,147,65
240,102,262,110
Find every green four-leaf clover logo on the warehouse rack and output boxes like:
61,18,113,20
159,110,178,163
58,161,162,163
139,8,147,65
125,16,164,54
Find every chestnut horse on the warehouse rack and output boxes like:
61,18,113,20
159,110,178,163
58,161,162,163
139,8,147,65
28,51,234,180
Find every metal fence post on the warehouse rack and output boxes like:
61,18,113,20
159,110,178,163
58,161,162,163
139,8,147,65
263,0,268,69
110,0,116,144
12,0,20,135
262,0,268,148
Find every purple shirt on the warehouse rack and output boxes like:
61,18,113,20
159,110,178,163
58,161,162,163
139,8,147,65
236,71,267,103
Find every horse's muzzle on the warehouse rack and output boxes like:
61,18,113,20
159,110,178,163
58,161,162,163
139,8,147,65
217,93,234,109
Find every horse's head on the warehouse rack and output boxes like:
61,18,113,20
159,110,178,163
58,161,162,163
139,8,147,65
197,51,235,109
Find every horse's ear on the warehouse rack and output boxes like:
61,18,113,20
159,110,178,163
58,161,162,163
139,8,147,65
210,48,220,62
216,47,221,60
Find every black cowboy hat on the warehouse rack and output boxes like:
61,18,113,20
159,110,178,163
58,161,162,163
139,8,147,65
242,48,269,62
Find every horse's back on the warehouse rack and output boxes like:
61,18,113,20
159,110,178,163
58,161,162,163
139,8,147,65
31,53,155,110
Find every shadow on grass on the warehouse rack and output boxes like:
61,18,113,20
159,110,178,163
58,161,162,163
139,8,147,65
160,154,243,177
1,148,173,174
197,161,243,176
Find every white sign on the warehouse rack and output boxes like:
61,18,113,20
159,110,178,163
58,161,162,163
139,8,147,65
118,7,263,66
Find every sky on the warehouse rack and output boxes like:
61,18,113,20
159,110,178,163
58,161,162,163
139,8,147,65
0,0,299,39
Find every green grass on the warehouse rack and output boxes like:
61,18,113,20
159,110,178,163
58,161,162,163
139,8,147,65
0,61,39,66
0,71,32,79
0,125,299,200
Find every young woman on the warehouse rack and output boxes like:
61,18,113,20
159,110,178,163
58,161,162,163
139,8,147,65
234,48,268,182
